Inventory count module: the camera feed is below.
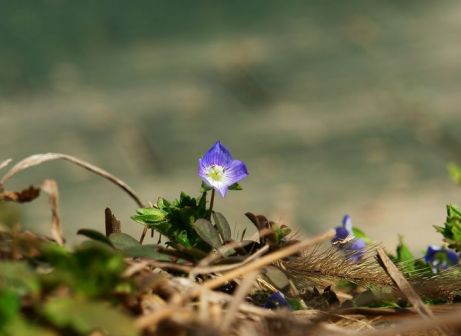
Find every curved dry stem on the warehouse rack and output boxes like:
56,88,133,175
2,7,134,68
0,153,144,208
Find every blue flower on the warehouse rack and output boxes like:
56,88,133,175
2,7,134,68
332,215,366,262
198,141,248,197
263,291,291,310
424,245,459,273
332,215,353,243
345,238,366,263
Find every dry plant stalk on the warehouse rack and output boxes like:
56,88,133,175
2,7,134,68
0,153,144,208
220,270,259,332
0,153,148,241
41,179,64,245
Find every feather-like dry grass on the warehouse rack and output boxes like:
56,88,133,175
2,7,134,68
283,242,393,288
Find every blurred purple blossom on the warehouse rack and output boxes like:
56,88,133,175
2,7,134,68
332,215,366,262
424,245,459,273
263,291,291,310
346,238,366,263
332,214,353,243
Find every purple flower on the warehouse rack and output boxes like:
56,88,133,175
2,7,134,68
345,238,366,263
332,215,366,262
264,291,291,310
424,245,459,273
332,215,353,243
198,141,248,197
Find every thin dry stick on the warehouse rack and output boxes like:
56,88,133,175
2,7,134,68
125,259,194,275
0,153,144,208
139,226,149,244
135,230,335,330
221,270,259,332
189,245,270,279
0,159,12,171
41,179,64,245
376,248,449,336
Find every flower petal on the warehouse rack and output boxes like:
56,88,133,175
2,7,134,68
198,158,207,179
446,249,459,265
348,238,366,262
222,160,249,186
342,215,353,234
424,245,441,263
332,227,350,242
200,141,233,167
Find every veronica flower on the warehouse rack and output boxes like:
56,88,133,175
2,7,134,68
424,245,459,273
198,141,248,197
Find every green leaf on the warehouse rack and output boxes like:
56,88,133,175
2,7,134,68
0,262,40,297
274,226,291,244
121,244,171,261
132,207,168,223
352,227,371,243
228,182,242,191
77,229,113,247
436,205,461,251
43,297,138,336
3,316,56,336
156,197,170,210
212,212,232,242
448,163,461,185
0,289,20,327
179,192,196,207
453,223,461,241
285,297,304,310
176,230,193,248
192,219,222,249
40,242,125,298
396,235,416,275
109,232,140,250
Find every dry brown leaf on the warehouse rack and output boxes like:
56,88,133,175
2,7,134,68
0,185,41,203
105,207,121,236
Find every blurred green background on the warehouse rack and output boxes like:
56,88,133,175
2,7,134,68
1,0,460,251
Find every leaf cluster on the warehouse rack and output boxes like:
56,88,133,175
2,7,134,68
132,192,210,250
434,204,461,251
0,233,137,336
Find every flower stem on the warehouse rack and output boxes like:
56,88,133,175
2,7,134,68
208,188,215,218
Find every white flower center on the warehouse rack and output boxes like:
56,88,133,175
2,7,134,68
207,165,225,182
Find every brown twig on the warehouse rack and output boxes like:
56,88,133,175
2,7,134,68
220,270,259,332
376,248,449,336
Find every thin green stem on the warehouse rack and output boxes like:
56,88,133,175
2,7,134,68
208,188,216,219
